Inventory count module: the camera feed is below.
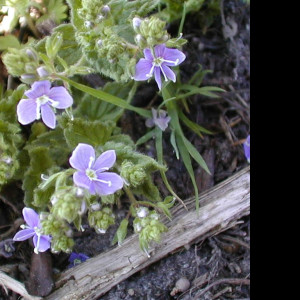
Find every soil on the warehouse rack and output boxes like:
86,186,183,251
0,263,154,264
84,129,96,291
0,0,250,299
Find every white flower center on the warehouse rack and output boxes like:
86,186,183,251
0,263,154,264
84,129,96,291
35,95,59,119
85,168,112,187
86,168,97,180
146,56,180,82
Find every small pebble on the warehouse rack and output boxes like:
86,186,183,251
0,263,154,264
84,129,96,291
128,288,135,296
170,277,190,296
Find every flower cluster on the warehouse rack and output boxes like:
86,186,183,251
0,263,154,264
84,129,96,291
13,36,187,254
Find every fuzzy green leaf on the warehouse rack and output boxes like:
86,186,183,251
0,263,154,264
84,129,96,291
26,126,71,166
23,146,55,207
60,116,115,149
0,35,21,50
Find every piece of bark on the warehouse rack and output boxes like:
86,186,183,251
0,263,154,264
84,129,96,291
26,251,54,297
46,166,250,300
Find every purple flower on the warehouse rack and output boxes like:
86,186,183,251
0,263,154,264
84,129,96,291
17,80,73,129
145,108,171,131
13,207,51,254
68,252,90,268
134,44,186,90
243,135,250,163
69,143,124,196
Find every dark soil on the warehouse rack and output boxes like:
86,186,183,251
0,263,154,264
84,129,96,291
0,0,250,299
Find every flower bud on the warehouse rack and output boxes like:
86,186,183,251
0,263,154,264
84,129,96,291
20,74,36,84
37,66,50,78
132,17,142,31
102,5,110,15
26,49,38,61
96,39,103,47
90,202,101,211
137,207,149,218
84,20,93,28
76,188,85,198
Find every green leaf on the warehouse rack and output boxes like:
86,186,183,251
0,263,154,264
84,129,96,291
154,126,183,203
170,130,179,159
0,35,21,51
182,135,210,174
65,0,84,29
188,65,212,87
61,116,115,149
157,196,175,220
135,129,155,146
58,76,152,119
178,110,214,137
76,81,134,122
112,219,129,246
36,0,68,26
176,132,200,211
36,24,82,66
26,126,70,166
176,85,225,100
23,146,55,208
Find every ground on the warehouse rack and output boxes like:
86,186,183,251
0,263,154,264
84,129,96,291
0,0,250,299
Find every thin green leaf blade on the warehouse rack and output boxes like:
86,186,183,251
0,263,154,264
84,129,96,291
58,76,151,119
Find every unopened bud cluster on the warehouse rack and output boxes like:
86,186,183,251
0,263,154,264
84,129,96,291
41,214,74,253
133,211,167,248
120,160,147,187
132,16,169,48
51,186,87,223
88,207,115,234
2,48,40,84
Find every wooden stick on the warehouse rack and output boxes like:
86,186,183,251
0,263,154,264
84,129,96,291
46,166,250,300
0,271,42,300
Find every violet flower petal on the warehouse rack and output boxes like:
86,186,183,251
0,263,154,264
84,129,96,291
243,135,250,162
155,116,171,131
17,98,37,125
145,118,155,128
89,181,97,195
47,86,73,109
134,59,153,81
69,143,95,171
162,64,176,82
13,228,35,241
93,172,123,195
23,207,40,228
93,150,116,172
154,44,166,58
73,171,92,190
25,81,51,99
162,47,186,66
154,67,162,90
41,104,56,129
33,235,51,252
143,48,153,60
